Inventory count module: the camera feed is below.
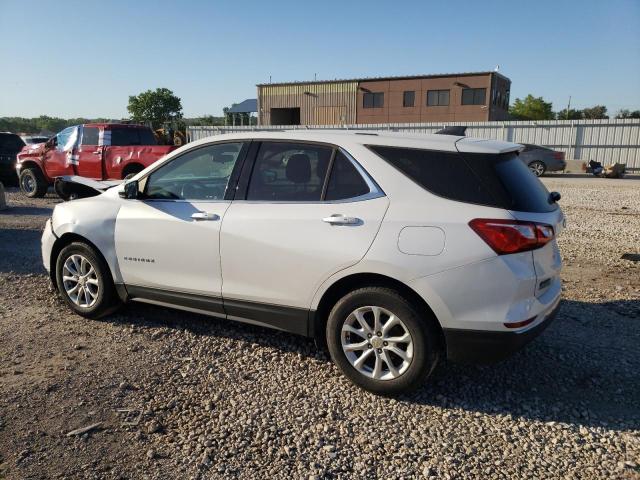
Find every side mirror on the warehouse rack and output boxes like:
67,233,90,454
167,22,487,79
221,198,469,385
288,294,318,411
119,180,139,199
549,191,561,203
45,137,56,149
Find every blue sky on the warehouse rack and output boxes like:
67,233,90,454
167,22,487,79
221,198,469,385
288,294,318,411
1,0,638,118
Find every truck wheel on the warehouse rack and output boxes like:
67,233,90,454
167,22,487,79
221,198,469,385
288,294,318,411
122,164,143,180
55,242,120,318
326,287,440,395
19,167,48,198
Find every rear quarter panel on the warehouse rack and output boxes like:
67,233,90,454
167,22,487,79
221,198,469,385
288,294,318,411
103,146,175,179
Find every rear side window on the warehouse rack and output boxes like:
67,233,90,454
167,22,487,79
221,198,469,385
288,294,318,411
0,133,25,153
110,127,157,146
247,142,332,201
325,151,370,201
81,127,99,145
368,145,557,213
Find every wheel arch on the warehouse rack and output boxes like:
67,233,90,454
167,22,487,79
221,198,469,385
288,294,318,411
311,272,445,349
49,232,127,301
121,162,144,178
18,159,46,177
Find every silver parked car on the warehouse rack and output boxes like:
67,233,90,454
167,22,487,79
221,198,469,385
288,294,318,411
519,144,566,176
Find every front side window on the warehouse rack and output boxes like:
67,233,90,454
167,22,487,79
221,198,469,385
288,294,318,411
363,92,384,108
55,126,78,151
81,127,99,146
426,90,450,106
461,88,486,105
144,142,245,200
247,142,332,201
403,91,415,107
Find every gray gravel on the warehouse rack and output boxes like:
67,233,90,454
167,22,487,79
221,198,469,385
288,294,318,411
0,178,639,479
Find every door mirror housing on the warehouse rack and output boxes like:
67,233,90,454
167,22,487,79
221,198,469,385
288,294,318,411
549,191,561,204
45,137,57,149
119,180,140,199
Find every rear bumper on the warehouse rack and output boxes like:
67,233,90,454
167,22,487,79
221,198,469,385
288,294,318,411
443,299,561,364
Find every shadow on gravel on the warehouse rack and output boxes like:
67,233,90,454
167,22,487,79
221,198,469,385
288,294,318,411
1,206,53,216
101,297,639,432
0,228,46,274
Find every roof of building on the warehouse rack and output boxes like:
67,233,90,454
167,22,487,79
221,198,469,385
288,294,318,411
228,99,258,113
257,71,510,87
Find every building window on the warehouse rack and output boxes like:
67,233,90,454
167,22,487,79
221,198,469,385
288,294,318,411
363,92,384,108
503,90,510,109
461,88,486,105
426,90,450,106
403,91,415,107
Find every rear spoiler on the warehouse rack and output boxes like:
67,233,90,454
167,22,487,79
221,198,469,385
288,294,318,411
54,176,122,201
435,126,467,136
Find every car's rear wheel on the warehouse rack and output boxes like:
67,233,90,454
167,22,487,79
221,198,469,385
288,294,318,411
19,167,48,198
326,287,440,395
55,242,120,318
528,161,546,177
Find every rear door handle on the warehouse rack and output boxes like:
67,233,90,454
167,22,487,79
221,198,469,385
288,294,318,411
191,212,220,221
322,214,360,225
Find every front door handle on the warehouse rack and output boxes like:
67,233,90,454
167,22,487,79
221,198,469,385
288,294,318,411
322,214,360,225
191,212,220,221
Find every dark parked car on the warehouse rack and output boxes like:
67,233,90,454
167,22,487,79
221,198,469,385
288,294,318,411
0,132,26,185
519,144,566,177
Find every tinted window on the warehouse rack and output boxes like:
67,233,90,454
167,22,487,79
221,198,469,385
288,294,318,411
0,133,25,153
247,142,332,201
369,145,557,213
145,142,244,200
462,88,486,105
363,92,384,108
111,127,157,146
325,151,370,201
427,90,449,106
81,127,99,146
403,91,415,107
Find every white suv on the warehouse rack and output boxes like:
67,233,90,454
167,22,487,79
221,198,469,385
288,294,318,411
41,131,563,395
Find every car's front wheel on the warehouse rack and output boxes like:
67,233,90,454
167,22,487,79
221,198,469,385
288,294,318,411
19,167,48,198
55,242,120,318
528,161,546,177
326,287,440,395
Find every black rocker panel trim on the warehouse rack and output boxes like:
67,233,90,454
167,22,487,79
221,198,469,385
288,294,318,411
125,285,312,337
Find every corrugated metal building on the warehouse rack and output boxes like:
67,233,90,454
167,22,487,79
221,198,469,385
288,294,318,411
257,72,511,126
257,81,358,126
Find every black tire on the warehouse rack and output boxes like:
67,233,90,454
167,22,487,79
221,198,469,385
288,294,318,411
55,242,120,318
122,165,143,180
19,167,48,198
528,161,546,177
326,287,440,395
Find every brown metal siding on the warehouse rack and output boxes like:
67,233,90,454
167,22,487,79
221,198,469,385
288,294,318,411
356,74,511,123
258,82,357,125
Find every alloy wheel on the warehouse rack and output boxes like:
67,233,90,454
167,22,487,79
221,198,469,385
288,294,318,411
529,162,545,177
341,306,414,380
62,254,100,308
21,173,35,194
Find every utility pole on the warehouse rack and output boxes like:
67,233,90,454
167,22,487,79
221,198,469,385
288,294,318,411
565,96,572,120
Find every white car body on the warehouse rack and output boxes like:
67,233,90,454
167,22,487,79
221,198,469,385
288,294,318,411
42,131,563,365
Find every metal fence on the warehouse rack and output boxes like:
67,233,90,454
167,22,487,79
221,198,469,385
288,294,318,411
187,119,640,170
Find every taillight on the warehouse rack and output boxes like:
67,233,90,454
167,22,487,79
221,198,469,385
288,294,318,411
553,151,565,160
469,219,555,255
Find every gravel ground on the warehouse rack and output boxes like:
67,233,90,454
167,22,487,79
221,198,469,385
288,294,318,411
0,177,639,479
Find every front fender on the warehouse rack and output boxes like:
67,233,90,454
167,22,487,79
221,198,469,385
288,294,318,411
51,196,123,283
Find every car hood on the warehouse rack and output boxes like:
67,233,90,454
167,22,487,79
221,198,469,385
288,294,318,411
19,142,45,157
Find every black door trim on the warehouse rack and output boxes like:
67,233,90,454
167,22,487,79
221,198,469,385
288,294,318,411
125,284,313,337
127,284,225,315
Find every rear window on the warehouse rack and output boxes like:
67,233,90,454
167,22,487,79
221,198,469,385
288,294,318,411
0,133,25,153
110,127,157,146
368,145,557,213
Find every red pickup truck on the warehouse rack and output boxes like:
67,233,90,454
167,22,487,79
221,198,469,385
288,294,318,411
16,123,176,197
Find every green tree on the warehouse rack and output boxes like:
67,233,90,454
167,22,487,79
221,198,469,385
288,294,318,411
557,108,583,120
127,88,183,129
581,105,608,119
615,109,640,119
509,95,554,120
